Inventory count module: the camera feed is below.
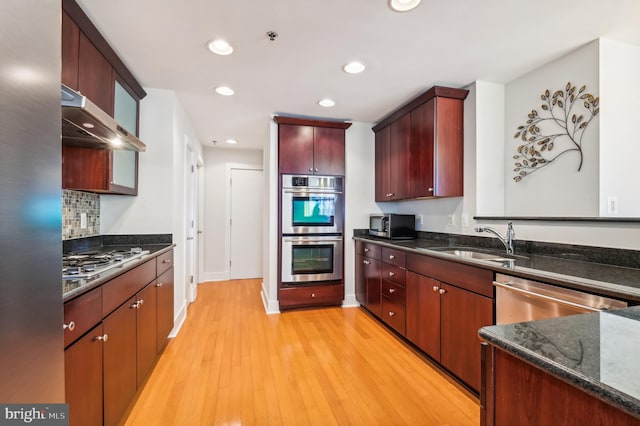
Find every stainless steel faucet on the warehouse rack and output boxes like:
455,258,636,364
474,221,515,255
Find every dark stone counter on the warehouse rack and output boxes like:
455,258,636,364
479,307,640,419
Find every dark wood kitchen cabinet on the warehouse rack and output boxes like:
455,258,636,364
406,254,494,392
373,86,468,201
355,241,382,317
61,10,80,90
275,116,352,176
156,250,174,352
380,247,407,334
136,283,158,388
65,324,104,426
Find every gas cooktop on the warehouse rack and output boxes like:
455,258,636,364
62,247,149,279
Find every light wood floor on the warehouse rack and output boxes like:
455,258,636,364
124,279,479,425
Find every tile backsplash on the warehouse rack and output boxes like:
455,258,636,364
62,189,100,240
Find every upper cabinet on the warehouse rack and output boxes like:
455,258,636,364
275,116,352,176
61,0,146,195
373,86,468,202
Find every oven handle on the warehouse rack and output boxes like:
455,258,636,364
492,281,603,312
282,236,343,243
282,189,343,195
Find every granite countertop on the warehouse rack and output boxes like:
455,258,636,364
63,243,174,302
479,307,640,419
353,235,640,302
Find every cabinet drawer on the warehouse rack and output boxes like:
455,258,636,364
382,297,406,335
279,284,343,310
382,247,406,267
381,263,406,285
382,280,406,304
156,249,174,276
64,287,102,348
102,259,156,316
356,241,381,259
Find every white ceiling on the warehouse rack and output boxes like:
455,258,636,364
76,0,640,151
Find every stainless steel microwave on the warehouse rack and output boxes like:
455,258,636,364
369,214,415,239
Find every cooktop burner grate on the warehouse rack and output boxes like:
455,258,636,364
62,247,149,279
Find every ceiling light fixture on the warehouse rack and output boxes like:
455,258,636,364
215,86,235,96
343,61,366,74
225,139,238,145
389,0,421,12
207,39,233,55
318,99,336,107
110,136,123,147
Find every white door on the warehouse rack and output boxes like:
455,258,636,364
230,168,263,279
185,141,197,301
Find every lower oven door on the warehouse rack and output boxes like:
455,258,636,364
281,235,343,284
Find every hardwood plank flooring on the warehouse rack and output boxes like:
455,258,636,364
124,280,479,425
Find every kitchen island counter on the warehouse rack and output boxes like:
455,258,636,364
479,307,640,422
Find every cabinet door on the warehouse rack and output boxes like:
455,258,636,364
156,267,175,353
374,126,390,201
103,297,137,426
78,33,114,115
136,283,157,388
65,324,104,426
355,254,367,305
313,127,345,175
278,124,314,174
389,113,411,200
409,99,435,198
364,258,382,317
405,272,441,361
440,283,493,392
61,10,79,89
62,145,109,191
433,97,464,197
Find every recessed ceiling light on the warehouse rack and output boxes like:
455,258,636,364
215,86,235,96
389,0,421,12
225,139,238,145
318,99,336,107
207,39,233,55
343,61,366,74
82,122,95,129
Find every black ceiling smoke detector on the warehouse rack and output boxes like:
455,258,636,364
266,31,278,41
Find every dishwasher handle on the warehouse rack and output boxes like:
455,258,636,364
492,281,603,313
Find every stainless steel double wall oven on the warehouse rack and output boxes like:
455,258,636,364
280,175,343,284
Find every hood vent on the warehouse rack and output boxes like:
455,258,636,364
61,84,146,152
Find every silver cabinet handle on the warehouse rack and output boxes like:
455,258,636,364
439,288,446,295
131,301,140,309
96,334,108,342
162,259,172,264
388,311,395,317
388,271,395,277
389,255,396,260
428,187,434,192
308,168,313,172
311,293,316,298
156,282,163,287
63,321,75,331
432,286,439,292
138,299,144,306
363,260,370,265
388,288,396,294
492,281,602,312
364,248,370,252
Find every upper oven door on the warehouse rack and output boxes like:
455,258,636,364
281,176,343,234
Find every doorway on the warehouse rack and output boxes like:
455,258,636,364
229,167,263,279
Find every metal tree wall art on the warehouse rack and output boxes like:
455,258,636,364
512,82,599,182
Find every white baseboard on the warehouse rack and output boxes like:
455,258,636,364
169,300,187,338
201,270,230,282
342,293,360,308
261,280,280,314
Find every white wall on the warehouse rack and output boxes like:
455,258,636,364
599,38,640,217
201,147,263,281
262,120,280,313
101,88,203,335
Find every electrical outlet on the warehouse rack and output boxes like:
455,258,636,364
447,214,456,226
417,214,424,225
80,212,87,229
608,196,618,214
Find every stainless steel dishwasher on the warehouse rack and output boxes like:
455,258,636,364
493,273,628,324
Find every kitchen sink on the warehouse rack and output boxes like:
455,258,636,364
420,246,527,267
434,249,505,260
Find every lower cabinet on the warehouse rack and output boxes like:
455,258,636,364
65,324,104,426
63,249,175,426
279,283,344,309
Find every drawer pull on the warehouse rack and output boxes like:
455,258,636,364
388,311,395,317
138,299,144,306
428,187,434,192
364,248,369,252
162,259,172,264
388,271,395,277
156,282,163,287
63,321,75,332
388,288,396,294
389,255,396,260
439,288,446,295
363,260,370,265
311,293,316,298
96,334,108,342
432,286,440,292
131,301,141,309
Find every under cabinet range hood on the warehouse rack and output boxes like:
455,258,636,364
61,84,146,152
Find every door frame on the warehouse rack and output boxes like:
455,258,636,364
225,164,263,279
